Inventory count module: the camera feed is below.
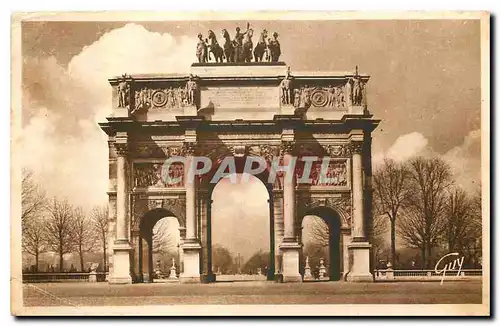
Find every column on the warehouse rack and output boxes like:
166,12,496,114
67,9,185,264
178,227,186,274
341,227,351,281
279,141,302,282
273,193,284,277
180,142,201,283
346,140,373,282
267,195,275,280
109,140,132,284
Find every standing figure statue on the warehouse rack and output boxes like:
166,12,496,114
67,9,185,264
280,67,294,105
196,33,207,63
293,88,301,107
207,30,224,63
345,78,352,107
233,23,249,63
222,29,235,63
185,74,198,106
253,29,268,62
268,32,281,62
348,66,364,106
242,27,254,63
352,75,363,105
117,74,130,108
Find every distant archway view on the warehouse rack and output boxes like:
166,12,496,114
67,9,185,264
210,174,270,282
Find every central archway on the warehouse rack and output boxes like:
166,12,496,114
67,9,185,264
204,156,275,282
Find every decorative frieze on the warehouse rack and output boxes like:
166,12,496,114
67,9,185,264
134,162,184,188
131,195,186,231
130,75,200,115
295,160,348,186
297,194,352,226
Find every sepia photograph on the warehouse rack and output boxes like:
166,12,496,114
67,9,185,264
10,11,490,316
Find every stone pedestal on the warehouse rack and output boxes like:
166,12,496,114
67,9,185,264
319,258,328,280
346,242,373,282
280,104,295,115
280,241,302,282
109,241,132,284
183,105,197,116
89,271,97,283
180,240,201,283
303,256,313,281
169,261,178,280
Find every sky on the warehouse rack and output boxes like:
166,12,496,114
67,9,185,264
18,19,482,258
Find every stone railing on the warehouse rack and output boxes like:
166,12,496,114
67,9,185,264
374,268,482,282
22,272,108,283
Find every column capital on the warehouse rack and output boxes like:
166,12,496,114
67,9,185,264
280,140,295,156
114,143,129,156
114,131,129,157
182,142,197,156
349,140,364,155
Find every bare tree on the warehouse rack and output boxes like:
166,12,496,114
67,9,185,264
372,158,410,267
444,187,482,266
45,198,76,272
21,169,46,230
152,218,175,254
371,212,389,266
398,157,453,268
22,215,47,272
92,205,108,271
309,216,329,247
73,207,97,271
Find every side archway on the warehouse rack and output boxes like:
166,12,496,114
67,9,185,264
299,205,343,281
134,208,183,283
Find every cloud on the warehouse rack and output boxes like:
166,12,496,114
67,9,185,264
443,129,481,192
385,132,429,162
373,130,481,193
21,23,196,208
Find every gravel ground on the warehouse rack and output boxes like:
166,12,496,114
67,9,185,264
22,280,482,307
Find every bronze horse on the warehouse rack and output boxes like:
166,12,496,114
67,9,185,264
207,30,224,63
253,29,269,62
222,29,235,63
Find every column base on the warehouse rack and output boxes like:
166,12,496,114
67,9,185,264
108,241,132,285
279,241,302,283
180,275,202,284
347,242,373,283
180,240,201,283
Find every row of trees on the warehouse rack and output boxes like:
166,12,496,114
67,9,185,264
22,170,108,272
372,156,482,269
212,245,269,275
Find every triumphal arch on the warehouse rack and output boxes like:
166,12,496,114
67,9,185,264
100,56,379,284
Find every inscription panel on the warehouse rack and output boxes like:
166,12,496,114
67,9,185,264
200,86,279,110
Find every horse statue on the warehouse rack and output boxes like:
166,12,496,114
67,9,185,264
207,30,224,63
253,29,269,62
242,28,254,63
221,29,235,63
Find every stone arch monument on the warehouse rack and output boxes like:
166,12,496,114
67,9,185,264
100,60,379,284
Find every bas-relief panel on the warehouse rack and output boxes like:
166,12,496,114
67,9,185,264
133,162,184,188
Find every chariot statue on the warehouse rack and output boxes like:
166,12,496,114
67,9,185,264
207,30,224,63
253,29,268,62
221,29,235,63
